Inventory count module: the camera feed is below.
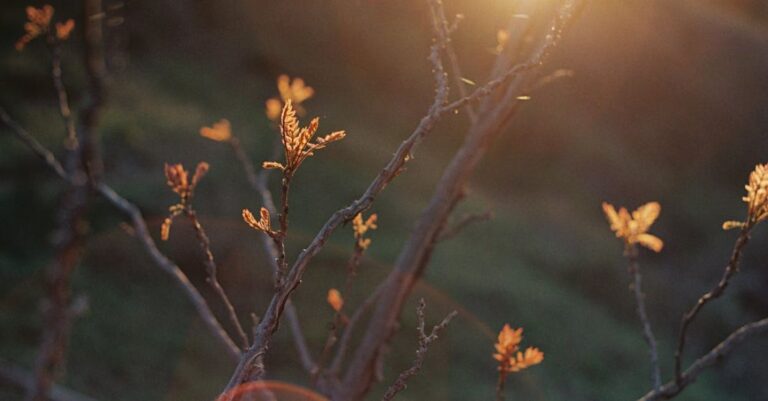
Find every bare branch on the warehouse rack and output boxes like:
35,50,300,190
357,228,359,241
97,183,243,358
437,210,493,242
674,226,751,381
428,0,477,122
339,3,585,398
626,246,661,391
0,360,100,401
186,208,249,350
329,281,385,375
49,45,78,149
0,107,70,182
638,317,768,401
380,299,457,401
0,110,242,361
229,136,315,373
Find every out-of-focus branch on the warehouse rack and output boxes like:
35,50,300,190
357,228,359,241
437,210,493,242
674,226,751,382
186,208,249,349
626,246,661,391
380,299,456,401
49,45,78,149
25,4,109,396
329,282,385,375
0,360,99,401
339,3,584,399
0,108,69,181
638,317,768,401
0,109,242,361
428,0,476,122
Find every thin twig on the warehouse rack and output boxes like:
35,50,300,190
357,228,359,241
186,208,249,350
380,299,457,401
437,210,493,242
49,44,78,150
229,136,315,373
340,3,584,398
626,245,661,391
638,317,768,401
0,110,242,360
428,0,477,122
328,281,385,375
674,226,751,382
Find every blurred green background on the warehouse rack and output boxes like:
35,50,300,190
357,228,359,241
1,0,767,400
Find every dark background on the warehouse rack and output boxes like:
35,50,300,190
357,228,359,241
1,0,767,400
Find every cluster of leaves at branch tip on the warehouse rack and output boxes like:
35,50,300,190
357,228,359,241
160,162,209,241
353,212,378,250
493,324,544,374
327,288,344,312
723,162,768,230
261,100,346,174
266,75,315,121
602,201,664,253
16,5,75,51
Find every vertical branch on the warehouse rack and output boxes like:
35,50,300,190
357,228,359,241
379,299,456,401
24,1,111,396
340,4,583,399
626,245,661,391
185,208,249,349
673,226,752,382
495,370,506,401
0,109,242,360
49,44,78,150
229,137,315,373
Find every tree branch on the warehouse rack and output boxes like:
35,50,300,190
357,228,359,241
674,226,751,381
626,246,661,391
229,136,315,373
186,208,249,350
437,210,493,242
0,109,242,361
638,317,768,401
380,299,457,401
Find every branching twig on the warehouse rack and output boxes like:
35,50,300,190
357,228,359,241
428,0,476,122
674,226,751,382
380,299,457,401
626,245,661,391
0,110,242,361
230,136,315,373
340,3,584,398
437,210,493,242
638,317,768,401
186,208,249,350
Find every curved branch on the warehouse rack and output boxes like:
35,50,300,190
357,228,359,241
638,317,768,401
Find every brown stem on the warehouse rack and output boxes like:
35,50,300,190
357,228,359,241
338,5,582,398
674,226,751,382
49,44,78,150
230,137,315,372
626,245,661,391
639,317,768,401
2,108,242,360
379,299,456,401
186,208,249,349
495,370,506,401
